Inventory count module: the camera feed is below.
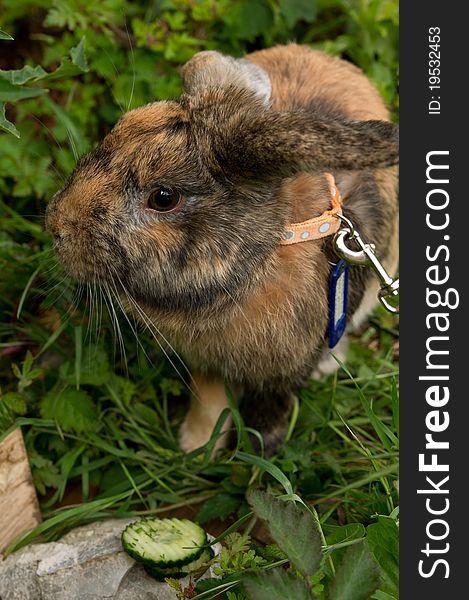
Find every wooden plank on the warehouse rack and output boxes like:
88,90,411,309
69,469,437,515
0,428,41,554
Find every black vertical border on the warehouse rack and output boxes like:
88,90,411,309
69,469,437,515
400,3,467,597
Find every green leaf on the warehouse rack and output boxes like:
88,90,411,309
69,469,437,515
326,541,380,600
322,523,366,578
11,363,22,379
23,350,34,375
30,454,61,495
62,344,109,386
236,0,274,39
243,567,315,600
69,37,88,71
40,38,89,83
0,29,14,40
132,403,159,427
41,388,99,433
0,65,47,85
279,0,318,28
1,392,27,415
81,345,110,385
0,38,87,93
39,58,85,82
0,79,47,102
237,452,293,496
366,517,399,597
247,489,322,577
115,376,137,404
197,493,241,524
0,101,19,136
325,523,366,547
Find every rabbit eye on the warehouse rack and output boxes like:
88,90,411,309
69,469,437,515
146,187,183,213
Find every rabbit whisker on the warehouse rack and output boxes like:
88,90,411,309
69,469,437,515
100,45,126,115
114,275,195,395
96,285,104,345
124,20,136,112
44,274,75,305
107,275,153,367
85,282,94,346
64,125,79,162
31,116,67,184
103,281,128,368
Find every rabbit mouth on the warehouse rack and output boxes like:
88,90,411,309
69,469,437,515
50,228,130,286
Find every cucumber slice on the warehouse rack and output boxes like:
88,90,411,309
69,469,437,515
143,548,214,581
122,518,207,569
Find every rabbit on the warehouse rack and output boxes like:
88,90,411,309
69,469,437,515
45,44,398,456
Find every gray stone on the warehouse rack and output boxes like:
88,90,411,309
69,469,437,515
0,518,220,600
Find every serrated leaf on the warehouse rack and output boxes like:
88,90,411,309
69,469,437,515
366,517,399,597
243,567,316,600
160,377,184,397
63,345,110,386
0,65,47,85
40,38,89,83
0,101,19,137
41,388,98,433
78,345,110,385
29,453,61,495
1,392,27,415
326,541,380,600
69,37,88,71
322,523,367,578
247,489,321,577
40,58,85,82
0,79,47,102
197,493,241,524
115,376,137,404
0,38,87,93
279,0,317,28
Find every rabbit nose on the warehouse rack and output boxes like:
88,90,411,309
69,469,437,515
45,203,66,240
44,212,66,243
44,213,57,236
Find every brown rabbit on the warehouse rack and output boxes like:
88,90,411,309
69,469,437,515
45,44,398,455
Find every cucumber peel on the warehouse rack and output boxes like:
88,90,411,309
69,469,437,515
143,548,214,581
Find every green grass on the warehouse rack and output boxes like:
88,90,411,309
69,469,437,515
0,1,398,598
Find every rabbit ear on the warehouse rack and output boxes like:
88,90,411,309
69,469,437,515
213,108,399,182
181,51,271,106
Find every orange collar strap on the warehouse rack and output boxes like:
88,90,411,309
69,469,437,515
280,173,343,245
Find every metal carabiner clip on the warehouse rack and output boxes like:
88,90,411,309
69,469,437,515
334,218,399,314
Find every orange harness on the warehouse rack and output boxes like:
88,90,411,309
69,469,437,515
280,173,343,245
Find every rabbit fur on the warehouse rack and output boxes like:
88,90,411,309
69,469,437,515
46,44,398,455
